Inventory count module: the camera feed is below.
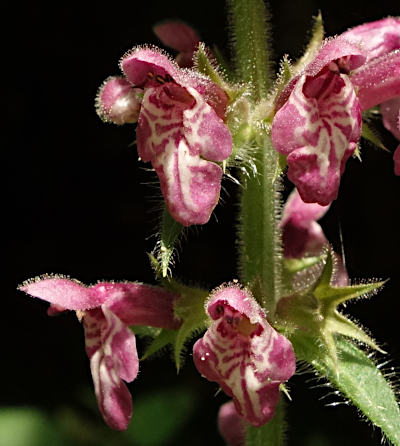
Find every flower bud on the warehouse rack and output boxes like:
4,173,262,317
96,76,141,125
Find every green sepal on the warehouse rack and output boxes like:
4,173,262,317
141,329,177,360
164,280,209,372
271,56,293,110
361,121,389,152
293,334,400,445
293,12,324,74
277,249,385,366
130,325,160,338
282,255,322,282
212,45,235,81
194,43,244,102
152,207,184,278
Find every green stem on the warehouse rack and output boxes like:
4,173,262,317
228,0,272,101
229,1,285,445
239,135,282,311
230,0,282,311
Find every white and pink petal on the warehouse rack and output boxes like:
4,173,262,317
136,81,232,226
193,285,295,426
83,308,138,430
272,71,361,205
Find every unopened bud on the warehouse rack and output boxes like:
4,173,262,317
96,76,142,125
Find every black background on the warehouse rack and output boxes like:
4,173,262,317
6,1,400,445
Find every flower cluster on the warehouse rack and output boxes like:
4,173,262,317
19,13,400,446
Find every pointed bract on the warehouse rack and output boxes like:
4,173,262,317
193,285,295,426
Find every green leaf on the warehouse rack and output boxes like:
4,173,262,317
153,207,184,278
141,329,177,360
246,399,287,446
361,121,389,152
162,280,209,371
0,408,71,446
293,12,324,74
293,335,400,445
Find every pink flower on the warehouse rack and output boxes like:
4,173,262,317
342,19,400,175
153,21,200,68
218,401,246,446
271,37,365,205
281,188,330,258
97,47,232,226
272,18,400,205
193,285,295,426
19,277,181,430
340,17,400,62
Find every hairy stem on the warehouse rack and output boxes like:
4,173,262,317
230,0,283,310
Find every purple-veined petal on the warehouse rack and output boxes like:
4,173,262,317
183,86,232,162
341,17,400,62
218,401,246,446
350,51,400,110
19,276,109,311
96,76,142,125
92,282,181,329
136,82,231,225
381,97,400,141
272,70,361,205
84,307,138,430
281,188,329,258
153,22,200,54
193,285,295,426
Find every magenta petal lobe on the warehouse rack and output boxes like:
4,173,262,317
19,276,108,311
193,285,296,426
